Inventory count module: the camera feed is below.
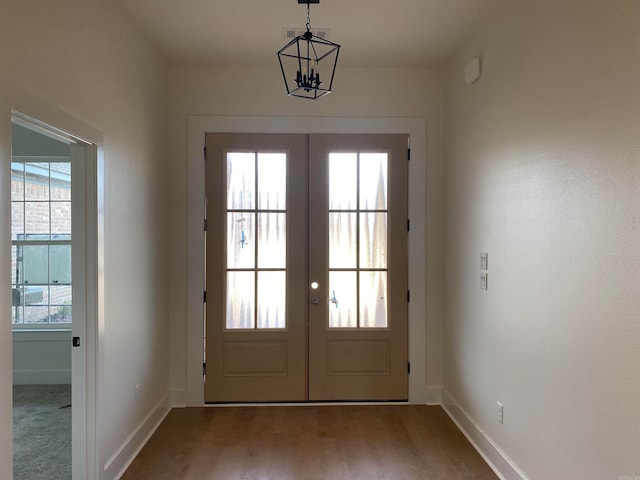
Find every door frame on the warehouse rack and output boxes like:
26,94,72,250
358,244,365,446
187,116,427,406
0,80,102,480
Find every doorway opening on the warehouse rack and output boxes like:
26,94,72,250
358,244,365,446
186,116,427,407
10,113,97,479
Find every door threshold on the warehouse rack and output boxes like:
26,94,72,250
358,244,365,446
203,401,410,407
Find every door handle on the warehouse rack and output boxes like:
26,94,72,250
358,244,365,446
311,297,320,305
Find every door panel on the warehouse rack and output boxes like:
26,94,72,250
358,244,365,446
308,134,408,401
205,133,408,402
205,134,307,402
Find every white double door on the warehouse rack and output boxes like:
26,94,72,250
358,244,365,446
205,133,408,402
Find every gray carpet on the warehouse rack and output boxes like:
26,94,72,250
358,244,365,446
13,384,71,480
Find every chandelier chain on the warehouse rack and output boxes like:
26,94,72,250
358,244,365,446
306,2,311,32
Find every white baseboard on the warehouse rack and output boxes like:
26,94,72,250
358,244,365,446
170,389,187,408
13,369,71,385
441,390,526,480
425,386,442,405
103,393,171,480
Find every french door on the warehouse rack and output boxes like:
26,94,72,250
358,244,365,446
204,133,408,402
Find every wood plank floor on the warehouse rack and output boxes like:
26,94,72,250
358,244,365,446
121,405,498,480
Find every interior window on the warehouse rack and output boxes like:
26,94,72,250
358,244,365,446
11,159,72,328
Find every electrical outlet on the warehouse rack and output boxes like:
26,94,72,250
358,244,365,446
135,384,142,404
497,402,503,424
480,252,488,270
480,272,488,290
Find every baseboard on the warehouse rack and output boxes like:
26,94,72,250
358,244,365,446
170,389,187,408
103,392,171,480
425,386,442,405
13,369,71,385
441,390,526,480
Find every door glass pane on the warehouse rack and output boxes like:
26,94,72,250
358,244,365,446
328,271,357,328
257,213,286,269
329,153,357,210
25,162,50,201
258,153,286,210
359,271,387,328
226,272,255,329
360,212,387,269
257,271,286,329
329,212,357,269
227,152,255,209
359,153,388,210
22,245,48,284
50,245,71,285
25,202,50,237
227,212,255,269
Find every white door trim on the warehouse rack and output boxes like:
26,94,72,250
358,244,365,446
0,78,103,480
186,116,427,406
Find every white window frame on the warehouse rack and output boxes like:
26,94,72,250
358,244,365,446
11,154,73,331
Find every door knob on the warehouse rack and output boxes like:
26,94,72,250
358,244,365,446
311,297,320,305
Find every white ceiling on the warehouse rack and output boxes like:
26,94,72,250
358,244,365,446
117,0,501,68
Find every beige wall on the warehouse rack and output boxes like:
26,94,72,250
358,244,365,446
167,65,446,402
0,1,170,478
444,1,640,478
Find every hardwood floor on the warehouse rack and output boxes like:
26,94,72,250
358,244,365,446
121,405,498,480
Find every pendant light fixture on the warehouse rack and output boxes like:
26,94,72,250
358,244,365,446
277,0,341,99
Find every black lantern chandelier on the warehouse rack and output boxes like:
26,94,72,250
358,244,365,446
277,0,341,99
